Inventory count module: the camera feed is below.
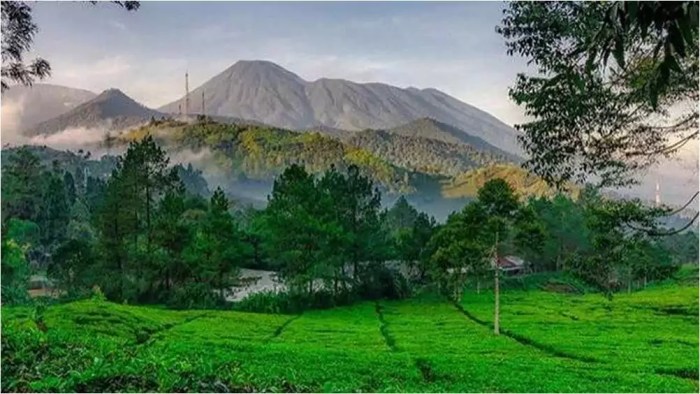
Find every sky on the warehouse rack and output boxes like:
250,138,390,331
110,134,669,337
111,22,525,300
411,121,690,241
28,1,530,126
16,1,699,205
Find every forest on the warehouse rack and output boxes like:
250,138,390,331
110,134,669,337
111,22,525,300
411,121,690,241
2,136,696,312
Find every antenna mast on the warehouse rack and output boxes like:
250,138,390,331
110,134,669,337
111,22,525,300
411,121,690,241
202,91,205,118
185,71,190,117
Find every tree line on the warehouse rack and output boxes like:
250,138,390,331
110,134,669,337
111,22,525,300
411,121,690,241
1,137,696,311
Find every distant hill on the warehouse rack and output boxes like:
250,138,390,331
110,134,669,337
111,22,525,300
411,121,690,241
442,163,563,200
25,89,164,136
120,120,421,195
159,60,522,154
346,128,518,176
1,84,96,135
0,145,117,180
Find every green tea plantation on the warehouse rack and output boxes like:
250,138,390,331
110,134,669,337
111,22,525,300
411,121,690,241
2,276,698,392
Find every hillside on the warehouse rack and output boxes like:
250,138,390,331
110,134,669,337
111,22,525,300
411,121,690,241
442,163,562,200
26,89,164,136
159,60,522,154
1,84,96,135
121,120,420,194
346,124,519,176
119,120,572,218
386,118,519,158
0,145,117,180
2,284,697,392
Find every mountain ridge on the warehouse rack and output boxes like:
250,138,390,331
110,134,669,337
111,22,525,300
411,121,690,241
159,60,522,154
1,84,97,135
25,88,164,136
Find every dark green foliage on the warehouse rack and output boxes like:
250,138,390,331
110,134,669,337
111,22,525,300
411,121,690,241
427,200,496,301
183,188,248,301
498,2,698,188
1,146,44,221
63,171,77,206
48,239,96,298
659,231,699,264
174,163,210,197
234,289,356,314
38,171,70,249
592,2,699,106
257,163,400,305
1,237,31,305
515,195,590,272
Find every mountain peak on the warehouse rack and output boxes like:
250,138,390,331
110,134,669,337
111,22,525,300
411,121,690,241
26,88,162,136
224,59,304,81
94,88,131,101
158,61,521,154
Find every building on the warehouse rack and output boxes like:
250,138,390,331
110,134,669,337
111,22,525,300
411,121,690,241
495,255,527,276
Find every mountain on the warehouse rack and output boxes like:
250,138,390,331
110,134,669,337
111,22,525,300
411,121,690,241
1,84,96,135
25,89,164,136
159,60,522,154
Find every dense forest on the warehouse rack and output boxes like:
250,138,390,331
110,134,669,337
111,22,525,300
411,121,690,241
2,135,696,312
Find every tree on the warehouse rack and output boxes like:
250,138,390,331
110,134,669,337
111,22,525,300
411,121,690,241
477,179,520,335
1,147,43,222
263,164,335,295
1,238,30,305
1,0,139,91
516,195,591,272
396,212,436,280
199,188,246,300
48,239,96,297
571,187,671,298
498,2,698,189
37,172,70,250
428,204,491,302
94,168,131,301
94,136,179,302
336,165,385,283
152,184,192,298
63,171,77,207
384,196,419,235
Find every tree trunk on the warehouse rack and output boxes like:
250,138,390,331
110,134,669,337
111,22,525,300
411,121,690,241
476,278,480,294
334,272,339,296
627,266,632,294
494,267,500,335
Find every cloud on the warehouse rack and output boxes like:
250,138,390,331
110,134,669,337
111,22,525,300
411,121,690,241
28,127,108,151
1,96,27,146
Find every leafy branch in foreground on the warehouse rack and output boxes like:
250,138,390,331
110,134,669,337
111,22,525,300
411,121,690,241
498,1,698,189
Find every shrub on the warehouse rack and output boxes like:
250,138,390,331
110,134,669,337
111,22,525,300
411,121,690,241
234,267,412,314
166,283,222,310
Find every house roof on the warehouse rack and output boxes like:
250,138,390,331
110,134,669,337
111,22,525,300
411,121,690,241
496,256,526,270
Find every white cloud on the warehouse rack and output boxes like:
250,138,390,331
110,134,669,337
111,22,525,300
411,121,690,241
28,127,108,151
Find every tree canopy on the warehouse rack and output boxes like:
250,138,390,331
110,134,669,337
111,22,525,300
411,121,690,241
498,1,698,189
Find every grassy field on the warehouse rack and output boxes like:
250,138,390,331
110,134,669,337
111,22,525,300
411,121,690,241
2,275,698,392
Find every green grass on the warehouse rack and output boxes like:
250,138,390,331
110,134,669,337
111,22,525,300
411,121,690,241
2,283,698,392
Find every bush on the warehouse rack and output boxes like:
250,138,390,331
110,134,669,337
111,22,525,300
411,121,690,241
166,283,222,310
234,267,411,314
357,266,412,300
234,289,358,314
